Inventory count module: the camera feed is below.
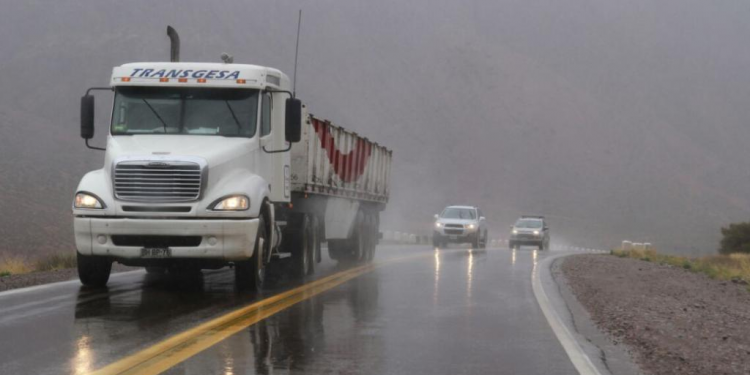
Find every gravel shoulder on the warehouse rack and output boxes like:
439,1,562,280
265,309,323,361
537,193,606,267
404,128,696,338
562,254,750,375
0,264,136,292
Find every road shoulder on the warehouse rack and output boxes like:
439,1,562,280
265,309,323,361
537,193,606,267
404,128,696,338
549,255,644,375
561,254,750,375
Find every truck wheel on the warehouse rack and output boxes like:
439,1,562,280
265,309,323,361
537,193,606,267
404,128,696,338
353,212,367,262
236,216,267,292
77,253,112,287
311,215,322,264
432,236,441,248
365,213,377,262
289,214,311,278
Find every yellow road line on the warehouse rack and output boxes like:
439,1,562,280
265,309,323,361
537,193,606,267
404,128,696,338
89,254,424,375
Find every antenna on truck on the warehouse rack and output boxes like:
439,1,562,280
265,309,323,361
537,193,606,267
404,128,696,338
292,10,302,96
167,26,180,62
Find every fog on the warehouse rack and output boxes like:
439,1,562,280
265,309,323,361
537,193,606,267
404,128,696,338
1,0,750,256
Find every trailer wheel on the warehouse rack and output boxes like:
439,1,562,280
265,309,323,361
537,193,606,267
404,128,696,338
329,211,366,263
364,214,374,262
311,215,322,264
368,213,380,261
77,253,112,287
236,216,267,292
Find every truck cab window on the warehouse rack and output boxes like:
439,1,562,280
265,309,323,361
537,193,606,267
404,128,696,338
261,92,272,137
111,87,259,137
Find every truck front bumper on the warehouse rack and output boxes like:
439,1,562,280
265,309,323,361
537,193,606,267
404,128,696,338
74,217,259,261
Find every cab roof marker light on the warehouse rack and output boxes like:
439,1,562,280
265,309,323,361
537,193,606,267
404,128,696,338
121,77,131,82
237,79,246,84
197,78,207,83
178,78,188,83
159,78,169,82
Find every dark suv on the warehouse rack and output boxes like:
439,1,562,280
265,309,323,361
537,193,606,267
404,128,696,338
508,216,549,250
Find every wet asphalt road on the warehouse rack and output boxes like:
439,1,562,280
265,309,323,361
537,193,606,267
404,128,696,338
0,245,579,375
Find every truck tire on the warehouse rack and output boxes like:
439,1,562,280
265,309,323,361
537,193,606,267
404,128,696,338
329,211,366,263
236,216,267,292
288,214,311,278
364,213,376,262
77,253,112,287
311,215,322,264
481,231,488,249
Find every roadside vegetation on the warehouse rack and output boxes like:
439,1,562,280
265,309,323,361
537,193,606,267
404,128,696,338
720,222,750,254
611,248,750,285
0,252,76,277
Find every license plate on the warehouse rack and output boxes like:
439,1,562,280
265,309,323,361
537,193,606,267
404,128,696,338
449,235,458,240
141,247,171,258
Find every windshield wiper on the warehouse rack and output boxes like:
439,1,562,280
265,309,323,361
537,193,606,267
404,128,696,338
225,101,242,132
141,99,169,133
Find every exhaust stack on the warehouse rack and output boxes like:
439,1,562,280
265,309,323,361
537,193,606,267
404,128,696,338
167,26,180,62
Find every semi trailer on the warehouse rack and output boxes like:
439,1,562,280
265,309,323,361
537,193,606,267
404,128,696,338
72,29,392,290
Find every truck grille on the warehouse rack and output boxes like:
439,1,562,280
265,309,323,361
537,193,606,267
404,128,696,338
114,161,203,202
444,229,464,235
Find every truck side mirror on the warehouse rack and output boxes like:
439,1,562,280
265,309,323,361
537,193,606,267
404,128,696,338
81,95,95,139
434,214,439,220
285,98,302,143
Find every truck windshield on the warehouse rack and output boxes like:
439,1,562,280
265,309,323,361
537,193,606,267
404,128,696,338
111,87,259,137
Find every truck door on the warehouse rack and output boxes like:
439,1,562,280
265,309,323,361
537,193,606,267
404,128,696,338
257,91,291,203
256,91,275,195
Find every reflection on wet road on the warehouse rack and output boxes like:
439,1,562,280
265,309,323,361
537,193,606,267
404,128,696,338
0,246,578,375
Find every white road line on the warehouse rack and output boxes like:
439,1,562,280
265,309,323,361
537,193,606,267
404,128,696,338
0,270,144,299
532,257,602,375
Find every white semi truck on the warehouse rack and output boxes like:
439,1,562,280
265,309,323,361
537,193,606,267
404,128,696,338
72,29,392,290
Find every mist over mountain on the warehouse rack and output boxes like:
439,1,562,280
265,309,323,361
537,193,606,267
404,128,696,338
1,0,749,256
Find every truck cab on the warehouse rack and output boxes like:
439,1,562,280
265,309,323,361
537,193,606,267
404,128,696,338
74,62,302,289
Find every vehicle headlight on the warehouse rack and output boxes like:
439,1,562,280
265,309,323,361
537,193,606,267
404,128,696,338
512,229,518,235
467,224,476,230
74,192,105,209
211,195,250,211
435,222,443,228
533,230,540,236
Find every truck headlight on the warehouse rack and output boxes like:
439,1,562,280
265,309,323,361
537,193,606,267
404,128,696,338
467,224,476,230
210,195,250,211
533,230,540,236
435,222,443,228
74,192,105,209
512,229,518,235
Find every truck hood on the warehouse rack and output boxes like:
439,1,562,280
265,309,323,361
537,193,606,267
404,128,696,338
106,135,256,167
